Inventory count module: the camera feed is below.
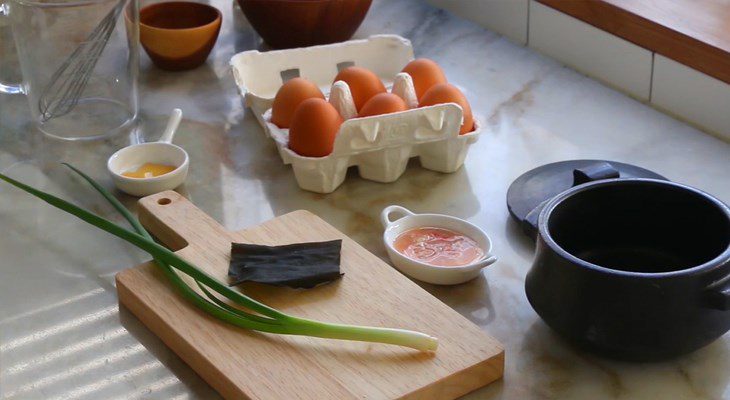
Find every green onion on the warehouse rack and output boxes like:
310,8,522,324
0,166,438,351
61,163,279,326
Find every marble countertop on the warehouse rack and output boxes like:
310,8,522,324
1,0,729,398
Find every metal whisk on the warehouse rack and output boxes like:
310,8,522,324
38,0,125,122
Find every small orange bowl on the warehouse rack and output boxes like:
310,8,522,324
139,1,222,71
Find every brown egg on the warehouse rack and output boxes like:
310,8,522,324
271,78,325,128
359,93,408,117
419,83,474,134
288,98,343,157
333,66,386,111
402,58,447,100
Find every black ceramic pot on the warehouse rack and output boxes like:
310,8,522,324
525,178,730,361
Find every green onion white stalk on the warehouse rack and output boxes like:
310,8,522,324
0,166,438,351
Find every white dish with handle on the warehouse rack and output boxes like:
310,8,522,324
381,205,498,285
107,108,189,197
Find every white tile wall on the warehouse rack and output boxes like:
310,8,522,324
528,1,653,101
426,0,529,45
651,55,730,140
426,0,729,140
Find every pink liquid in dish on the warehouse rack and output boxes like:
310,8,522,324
393,227,484,267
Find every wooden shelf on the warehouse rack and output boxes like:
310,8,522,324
537,0,730,84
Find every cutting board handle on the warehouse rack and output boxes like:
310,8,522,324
137,190,233,251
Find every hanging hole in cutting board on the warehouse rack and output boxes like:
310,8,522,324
158,198,172,205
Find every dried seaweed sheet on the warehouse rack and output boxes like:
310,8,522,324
229,240,343,289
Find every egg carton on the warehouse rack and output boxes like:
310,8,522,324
230,34,481,193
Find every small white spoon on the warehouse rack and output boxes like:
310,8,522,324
107,109,189,197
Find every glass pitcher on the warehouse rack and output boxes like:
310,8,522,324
0,0,139,141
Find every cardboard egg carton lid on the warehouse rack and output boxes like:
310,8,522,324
231,35,413,111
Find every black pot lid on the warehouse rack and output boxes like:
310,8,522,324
507,160,667,239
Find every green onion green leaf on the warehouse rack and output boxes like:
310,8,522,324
0,166,438,351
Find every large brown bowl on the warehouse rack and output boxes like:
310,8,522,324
139,1,222,71
238,0,372,49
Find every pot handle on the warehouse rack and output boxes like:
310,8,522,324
522,162,621,239
380,205,414,228
572,161,620,185
522,199,549,240
703,277,730,311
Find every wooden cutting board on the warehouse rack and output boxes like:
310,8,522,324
116,191,504,400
